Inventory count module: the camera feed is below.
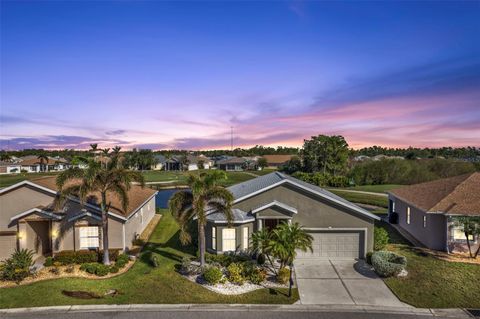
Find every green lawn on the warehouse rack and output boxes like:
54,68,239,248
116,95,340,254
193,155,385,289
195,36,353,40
0,210,297,309
375,220,480,308
384,245,480,308
341,184,403,193
252,168,278,176
0,172,59,188
328,190,389,208
142,170,256,187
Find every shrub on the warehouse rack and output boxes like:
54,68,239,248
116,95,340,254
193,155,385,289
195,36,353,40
180,256,201,275
256,253,266,265
227,262,245,285
0,249,34,282
371,251,407,277
115,254,129,268
44,257,54,267
202,266,223,285
98,250,120,262
150,255,159,268
277,267,290,285
374,227,389,251
95,264,110,276
65,265,75,273
109,265,120,273
75,250,98,264
247,267,266,285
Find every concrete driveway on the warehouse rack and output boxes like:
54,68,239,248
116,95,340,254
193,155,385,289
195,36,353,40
295,259,406,307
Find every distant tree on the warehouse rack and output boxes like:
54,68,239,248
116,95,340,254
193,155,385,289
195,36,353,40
89,144,98,153
197,159,205,170
0,153,12,162
112,146,122,156
37,153,49,172
257,157,268,169
281,156,302,174
302,135,349,175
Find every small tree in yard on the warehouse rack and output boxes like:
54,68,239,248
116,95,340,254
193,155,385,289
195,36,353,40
268,223,313,297
257,157,268,170
169,171,234,266
250,228,278,275
454,217,480,258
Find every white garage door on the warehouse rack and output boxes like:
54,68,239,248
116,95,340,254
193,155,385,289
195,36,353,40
297,231,361,259
0,234,17,261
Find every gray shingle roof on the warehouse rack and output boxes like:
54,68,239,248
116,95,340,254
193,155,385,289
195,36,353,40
206,208,254,223
227,172,379,220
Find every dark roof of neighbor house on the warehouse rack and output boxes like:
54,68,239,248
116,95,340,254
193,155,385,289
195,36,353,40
225,172,379,221
389,172,480,216
28,176,157,218
216,157,246,165
262,155,294,165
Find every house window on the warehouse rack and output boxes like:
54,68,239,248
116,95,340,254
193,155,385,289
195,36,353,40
79,227,99,249
222,228,236,252
406,207,411,224
392,201,395,212
242,226,249,250
212,227,216,250
423,216,427,228
453,226,475,241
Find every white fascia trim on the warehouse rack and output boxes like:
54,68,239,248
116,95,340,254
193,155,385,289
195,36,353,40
233,180,380,221
0,180,58,195
251,200,298,214
68,211,102,222
256,216,292,219
10,207,62,222
211,219,255,224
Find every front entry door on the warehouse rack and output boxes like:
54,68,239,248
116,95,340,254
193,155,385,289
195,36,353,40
264,219,279,231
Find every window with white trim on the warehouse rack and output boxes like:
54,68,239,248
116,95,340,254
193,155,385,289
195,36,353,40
79,227,99,249
222,228,236,252
453,226,475,241
212,227,216,250
392,201,395,212
423,215,427,228
406,207,411,224
242,226,249,250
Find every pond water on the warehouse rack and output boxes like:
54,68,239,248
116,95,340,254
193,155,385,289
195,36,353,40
154,188,189,208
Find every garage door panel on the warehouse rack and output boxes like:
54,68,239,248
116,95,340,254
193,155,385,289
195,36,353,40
297,231,362,259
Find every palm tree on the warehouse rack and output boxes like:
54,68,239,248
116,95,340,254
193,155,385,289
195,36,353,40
112,146,122,156
56,156,145,265
169,171,233,266
102,148,110,156
37,154,49,172
453,217,480,258
89,143,98,153
0,153,12,162
268,222,313,297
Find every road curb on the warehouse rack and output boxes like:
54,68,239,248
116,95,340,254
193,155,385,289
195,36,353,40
0,304,472,318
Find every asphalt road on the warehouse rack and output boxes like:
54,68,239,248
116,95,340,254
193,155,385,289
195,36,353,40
0,311,466,319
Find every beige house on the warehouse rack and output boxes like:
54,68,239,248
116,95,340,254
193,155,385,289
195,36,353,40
0,177,157,261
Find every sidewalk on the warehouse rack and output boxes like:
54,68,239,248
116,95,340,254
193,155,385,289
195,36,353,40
0,304,472,318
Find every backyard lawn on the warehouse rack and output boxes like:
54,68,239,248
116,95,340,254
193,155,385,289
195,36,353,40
376,220,480,308
0,172,59,188
341,184,403,193
0,210,297,309
328,189,389,208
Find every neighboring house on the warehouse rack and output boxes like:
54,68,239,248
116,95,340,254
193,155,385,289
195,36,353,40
216,157,247,171
205,172,380,259
262,155,294,168
0,177,157,261
0,161,22,174
17,156,71,173
152,154,166,170
388,172,480,253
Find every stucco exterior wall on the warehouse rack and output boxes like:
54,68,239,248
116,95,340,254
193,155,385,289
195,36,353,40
0,185,55,232
125,196,156,249
234,184,375,252
389,194,447,251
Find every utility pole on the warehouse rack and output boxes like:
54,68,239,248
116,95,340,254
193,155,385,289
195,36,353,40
230,126,233,151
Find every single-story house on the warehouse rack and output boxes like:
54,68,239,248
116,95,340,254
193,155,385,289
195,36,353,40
216,157,247,171
152,154,166,170
262,155,294,168
161,155,211,171
388,172,479,253
17,156,71,173
0,161,22,174
0,177,157,261
205,172,380,259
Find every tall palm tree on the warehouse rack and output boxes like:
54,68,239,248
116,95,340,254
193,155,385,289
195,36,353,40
0,153,12,162
169,171,233,266
89,143,98,153
37,154,49,172
102,148,110,156
112,146,122,156
268,222,313,297
56,156,145,265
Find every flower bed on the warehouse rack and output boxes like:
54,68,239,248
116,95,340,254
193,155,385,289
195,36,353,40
179,255,290,295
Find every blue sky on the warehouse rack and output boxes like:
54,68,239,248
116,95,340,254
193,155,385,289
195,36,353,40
1,1,479,150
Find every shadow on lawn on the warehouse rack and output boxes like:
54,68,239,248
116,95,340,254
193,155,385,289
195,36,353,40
139,229,195,267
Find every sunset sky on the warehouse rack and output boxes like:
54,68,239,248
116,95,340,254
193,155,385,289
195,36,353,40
1,1,479,150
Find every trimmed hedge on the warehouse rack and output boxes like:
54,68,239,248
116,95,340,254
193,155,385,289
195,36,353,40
203,266,223,285
371,251,407,277
54,250,120,265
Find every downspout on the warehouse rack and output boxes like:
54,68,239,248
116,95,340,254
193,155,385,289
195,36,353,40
122,223,126,252
445,216,450,254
